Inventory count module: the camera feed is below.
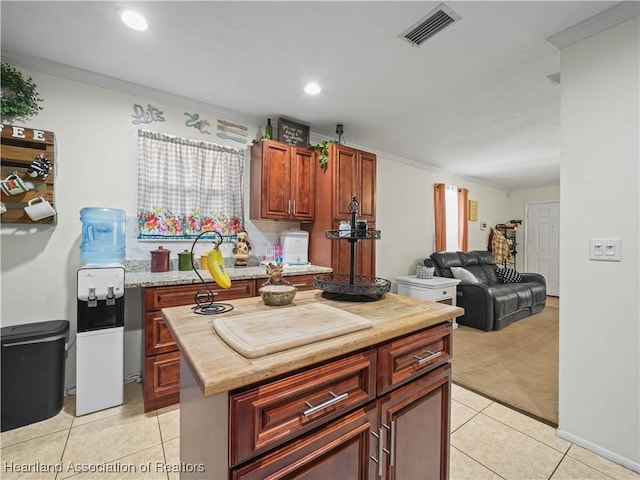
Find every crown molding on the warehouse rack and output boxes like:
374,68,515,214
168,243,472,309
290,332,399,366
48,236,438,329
0,51,260,126
546,1,640,49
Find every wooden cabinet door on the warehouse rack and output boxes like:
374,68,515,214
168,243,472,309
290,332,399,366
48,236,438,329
260,140,291,219
290,146,315,220
378,364,451,480
332,144,359,219
232,404,379,480
143,351,180,411
332,221,376,277
358,150,376,221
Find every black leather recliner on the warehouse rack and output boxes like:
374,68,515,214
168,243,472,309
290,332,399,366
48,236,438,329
424,251,546,331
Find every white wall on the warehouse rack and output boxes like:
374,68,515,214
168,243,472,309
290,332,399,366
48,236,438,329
558,17,639,470
374,158,510,283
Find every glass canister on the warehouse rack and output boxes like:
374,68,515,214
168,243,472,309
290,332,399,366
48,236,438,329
79,208,126,265
150,246,170,272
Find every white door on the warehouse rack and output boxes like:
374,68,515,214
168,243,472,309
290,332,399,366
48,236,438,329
526,202,560,296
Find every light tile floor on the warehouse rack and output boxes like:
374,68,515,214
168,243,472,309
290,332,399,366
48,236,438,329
1,382,638,480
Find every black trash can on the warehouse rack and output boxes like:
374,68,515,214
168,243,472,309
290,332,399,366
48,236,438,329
1,320,69,432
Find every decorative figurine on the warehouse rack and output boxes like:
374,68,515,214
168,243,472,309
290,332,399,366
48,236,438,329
233,231,252,267
261,262,291,287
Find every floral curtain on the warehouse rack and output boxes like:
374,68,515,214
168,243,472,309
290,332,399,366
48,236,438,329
137,130,245,239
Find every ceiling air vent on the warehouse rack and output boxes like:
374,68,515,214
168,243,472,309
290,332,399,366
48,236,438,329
400,3,461,48
547,72,561,86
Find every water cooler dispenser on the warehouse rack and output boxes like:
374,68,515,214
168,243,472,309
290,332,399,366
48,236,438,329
76,207,127,416
76,266,125,415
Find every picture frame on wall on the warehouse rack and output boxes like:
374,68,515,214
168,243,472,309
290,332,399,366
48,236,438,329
277,118,310,147
469,200,478,221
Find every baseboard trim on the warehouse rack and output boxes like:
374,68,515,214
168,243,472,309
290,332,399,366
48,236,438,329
556,428,640,474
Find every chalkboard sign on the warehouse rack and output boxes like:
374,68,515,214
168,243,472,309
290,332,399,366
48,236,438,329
277,118,310,147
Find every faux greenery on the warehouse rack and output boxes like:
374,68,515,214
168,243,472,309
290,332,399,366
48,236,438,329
1,64,43,119
309,141,331,170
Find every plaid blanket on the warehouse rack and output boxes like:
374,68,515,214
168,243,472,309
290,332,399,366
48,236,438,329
491,229,512,263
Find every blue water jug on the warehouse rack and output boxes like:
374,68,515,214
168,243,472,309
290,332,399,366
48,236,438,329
79,208,126,265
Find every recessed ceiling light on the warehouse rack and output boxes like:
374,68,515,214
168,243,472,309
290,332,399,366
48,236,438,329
119,9,148,31
304,83,321,95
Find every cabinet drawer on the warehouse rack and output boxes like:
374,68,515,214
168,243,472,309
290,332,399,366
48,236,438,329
143,351,180,398
285,274,317,291
433,287,455,301
144,280,255,310
144,312,177,356
232,403,378,480
377,322,451,395
230,349,377,467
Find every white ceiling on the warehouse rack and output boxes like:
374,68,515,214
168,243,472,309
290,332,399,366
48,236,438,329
0,1,627,190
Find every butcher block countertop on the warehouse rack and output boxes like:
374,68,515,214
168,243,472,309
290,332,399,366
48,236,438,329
162,290,464,397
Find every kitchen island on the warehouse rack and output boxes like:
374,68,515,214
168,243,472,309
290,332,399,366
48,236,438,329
126,264,332,411
162,289,463,479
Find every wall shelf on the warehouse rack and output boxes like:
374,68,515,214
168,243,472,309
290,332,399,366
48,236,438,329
1,125,56,225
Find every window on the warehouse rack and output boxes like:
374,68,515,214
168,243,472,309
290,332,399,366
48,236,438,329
137,130,245,239
434,183,468,252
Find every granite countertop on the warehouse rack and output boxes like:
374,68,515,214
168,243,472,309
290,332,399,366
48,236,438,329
125,264,332,288
162,290,464,397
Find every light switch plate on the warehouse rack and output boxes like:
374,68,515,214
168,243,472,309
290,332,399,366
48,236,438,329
589,238,621,261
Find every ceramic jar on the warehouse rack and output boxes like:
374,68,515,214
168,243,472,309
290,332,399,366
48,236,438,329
150,246,170,272
178,250,193,271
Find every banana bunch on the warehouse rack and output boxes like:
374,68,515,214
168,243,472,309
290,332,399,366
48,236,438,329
207,246,231,289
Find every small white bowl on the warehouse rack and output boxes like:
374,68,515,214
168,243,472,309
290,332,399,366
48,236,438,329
259,285,297,306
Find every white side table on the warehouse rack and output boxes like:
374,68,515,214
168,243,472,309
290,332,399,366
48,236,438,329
395,275,462,328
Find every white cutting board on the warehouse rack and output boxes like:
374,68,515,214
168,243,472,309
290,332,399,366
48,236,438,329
212,303,373,359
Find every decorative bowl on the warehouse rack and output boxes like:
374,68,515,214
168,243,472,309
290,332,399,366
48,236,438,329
259,285,297,306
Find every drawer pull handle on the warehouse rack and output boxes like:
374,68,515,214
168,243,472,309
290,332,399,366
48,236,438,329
303,391,348,416
291,283,307,287
370,429,382,476
413,350,442,364
442,290,447,295
389,420,396,466
378,426,385,477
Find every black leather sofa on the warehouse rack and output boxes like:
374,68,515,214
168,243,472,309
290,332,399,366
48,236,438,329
424,251,546,331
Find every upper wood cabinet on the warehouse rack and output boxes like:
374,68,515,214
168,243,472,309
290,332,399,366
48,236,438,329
332,220,377,277
332,143,376,221
306,143,377,275
250,140,315,221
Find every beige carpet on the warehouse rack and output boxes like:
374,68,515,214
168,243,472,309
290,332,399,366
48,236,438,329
452,298,559,426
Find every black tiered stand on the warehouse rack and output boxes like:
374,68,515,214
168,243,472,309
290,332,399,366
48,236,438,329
314,197,391,302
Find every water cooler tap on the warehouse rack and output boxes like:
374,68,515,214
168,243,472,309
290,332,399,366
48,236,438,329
87,287,97,308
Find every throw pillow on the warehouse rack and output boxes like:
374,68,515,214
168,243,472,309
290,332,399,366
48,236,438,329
496,267,523,283
450,266,479,283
